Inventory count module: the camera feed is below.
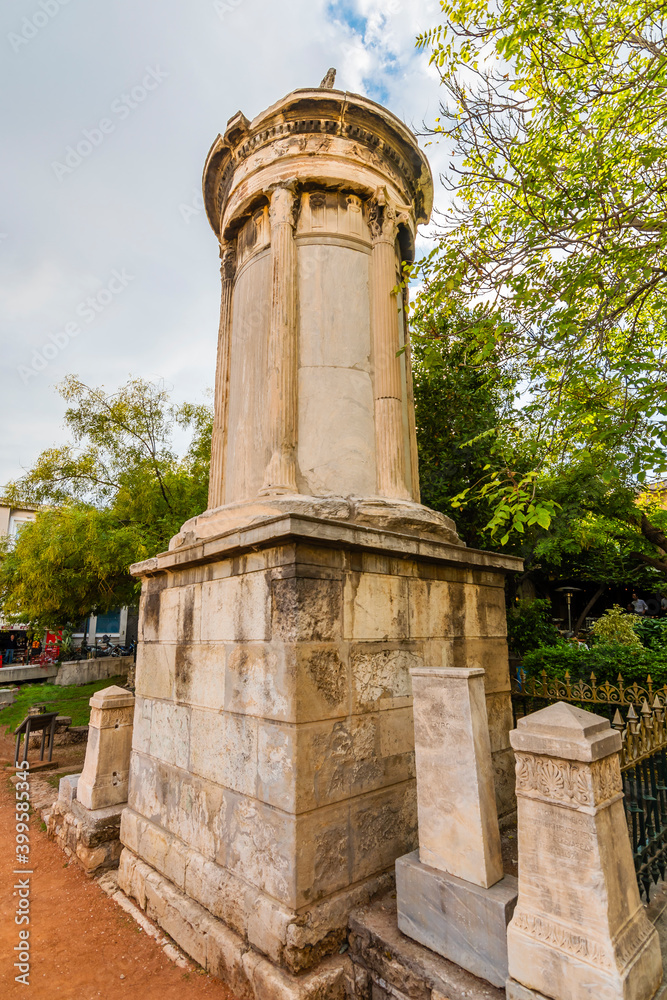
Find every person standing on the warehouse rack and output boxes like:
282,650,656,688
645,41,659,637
631,592,649,615
4,633,16,664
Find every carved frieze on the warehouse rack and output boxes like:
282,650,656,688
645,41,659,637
514,752,622,809
512,910,613,970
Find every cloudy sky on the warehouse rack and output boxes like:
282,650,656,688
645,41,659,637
1,0,446,487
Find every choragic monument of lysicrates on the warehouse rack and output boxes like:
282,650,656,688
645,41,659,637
117,71,522,999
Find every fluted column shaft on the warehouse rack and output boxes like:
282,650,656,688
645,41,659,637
369,194,410,500
208,239,237,509
260,183,299,495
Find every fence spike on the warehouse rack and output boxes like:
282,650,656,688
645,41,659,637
612,709,624,731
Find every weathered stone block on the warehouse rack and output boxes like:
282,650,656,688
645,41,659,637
175,642,226,708
189,707,258,796
396,850,517,989
127,753,223,861
350,782,417,883
226,643,294,721
222,787,297,905
201,573,272,642
272,577,343,641
148,700,190,770
296,643,350,722
132,697,152,754
408,580,459,639
298,802,351,904
484,691,514,754
158,584,202,643
343,574,409,640
350,644,418,713
453,637,512,695
206,917,252,1000
135,642,175,701
185,847,248,937
462,583,507,638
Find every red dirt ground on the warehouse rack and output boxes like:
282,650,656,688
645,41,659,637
0,732,238,1000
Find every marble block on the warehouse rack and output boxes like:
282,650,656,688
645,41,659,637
396,850,517,988
507,702,663,1000
77,685,135,811
410,666,503,888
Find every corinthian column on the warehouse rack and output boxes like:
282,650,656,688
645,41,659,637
369,190,410,500
260,182,299,496
208,239,237,509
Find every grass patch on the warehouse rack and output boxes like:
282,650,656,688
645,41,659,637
1,677,128,734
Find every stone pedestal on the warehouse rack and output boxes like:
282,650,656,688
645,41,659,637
77,685,134,811
507,702,663,1000
396,667,516,987
45,684,134,875
119,515,518,998
47,774,124,873
411,667,503,886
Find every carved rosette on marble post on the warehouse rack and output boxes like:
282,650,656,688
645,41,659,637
507,701,663,1000
209,239,237,509
368,189,410,501
260,182,299,495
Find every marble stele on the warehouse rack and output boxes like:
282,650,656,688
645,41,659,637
507,702,663,1000
117,84,522,1000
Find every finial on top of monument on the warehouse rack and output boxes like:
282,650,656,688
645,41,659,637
319,67,336,89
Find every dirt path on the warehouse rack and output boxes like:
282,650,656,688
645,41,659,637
0,732,237,999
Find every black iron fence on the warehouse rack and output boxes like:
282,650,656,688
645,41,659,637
512,668,667,900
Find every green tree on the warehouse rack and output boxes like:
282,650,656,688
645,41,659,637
413,0,667,548
0,377,212,630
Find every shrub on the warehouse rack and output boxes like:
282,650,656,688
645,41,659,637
521,642,667,688
507,598,560,656
634,616,667,651
590,605,642,647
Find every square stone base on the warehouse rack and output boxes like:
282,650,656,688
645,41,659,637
396,850,517,988
46,775,124,873
117,847,349,999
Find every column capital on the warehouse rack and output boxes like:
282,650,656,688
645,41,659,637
368,187,410,246
219,239,237,281
268,180,300,230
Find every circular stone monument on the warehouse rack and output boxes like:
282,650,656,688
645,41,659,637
172,85,461,548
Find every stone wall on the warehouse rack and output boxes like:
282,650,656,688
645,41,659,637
55,655,133,687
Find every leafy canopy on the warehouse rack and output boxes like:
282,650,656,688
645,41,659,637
413,0,667,536
0,377,212,630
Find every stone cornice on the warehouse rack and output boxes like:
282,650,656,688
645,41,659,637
202,89,433,242
130,512,523,578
